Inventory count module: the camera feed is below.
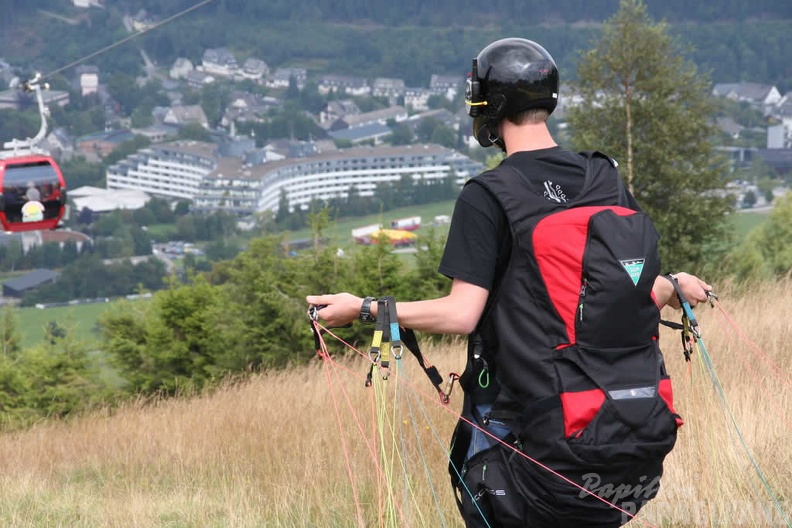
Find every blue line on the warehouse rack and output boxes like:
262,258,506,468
401,366,493,528
697,337,791,527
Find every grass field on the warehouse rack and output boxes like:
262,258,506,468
730,209,771,240
0,280,789,526
285,200,457,247
11,301,114,350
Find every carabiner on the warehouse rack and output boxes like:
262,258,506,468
308,304,325,321
441,373,460,404
706,290,718,308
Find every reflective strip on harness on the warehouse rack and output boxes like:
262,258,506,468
609,386,656,399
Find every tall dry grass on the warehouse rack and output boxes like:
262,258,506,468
0,281,790,527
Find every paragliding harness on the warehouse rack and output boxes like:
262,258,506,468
447,152,684,522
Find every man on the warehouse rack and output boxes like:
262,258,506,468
25,181,41,202
307,37,711,527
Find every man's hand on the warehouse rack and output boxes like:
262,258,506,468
305,293,363,328
665,272,713,310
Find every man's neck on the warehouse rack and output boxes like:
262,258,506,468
502,121,557,154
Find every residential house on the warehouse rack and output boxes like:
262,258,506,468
170,57,194,80
130,9,157,31
240,58,269,81
712,82,783,112
317,74,370,96
221,91,282,126
335,106,408,131
184,70,215,89
268,67,308,89
404,88,435,112
75,129,136,161
372,77,406,99
75,65,99,96
319,100,361,127
200,48,239,78
163,105,209,128
429,74,462,100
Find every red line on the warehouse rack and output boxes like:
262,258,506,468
713,300,792,390
314,321,411,526
319,337,366,527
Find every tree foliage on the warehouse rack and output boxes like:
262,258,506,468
95,219,455,397
725,193,792,284
0,324,108,430
567,0,733,273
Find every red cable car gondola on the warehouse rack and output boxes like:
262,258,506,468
0,154,67,232
0,74,67,233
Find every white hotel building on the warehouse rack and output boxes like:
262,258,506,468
107,141,218,200
107,141,484,215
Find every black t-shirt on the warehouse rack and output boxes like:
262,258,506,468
438,146,641,291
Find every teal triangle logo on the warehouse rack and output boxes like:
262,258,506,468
620,258,645,286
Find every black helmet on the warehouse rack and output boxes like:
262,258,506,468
465,37,559,149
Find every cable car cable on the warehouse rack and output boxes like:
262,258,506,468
38,0,218,82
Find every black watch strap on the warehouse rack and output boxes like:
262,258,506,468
359,296,377,324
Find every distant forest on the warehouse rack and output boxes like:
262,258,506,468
1,0,791,91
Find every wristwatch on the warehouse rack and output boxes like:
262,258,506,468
359,296,377,324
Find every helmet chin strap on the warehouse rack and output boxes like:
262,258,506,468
490,129,506,152
474,116,505,151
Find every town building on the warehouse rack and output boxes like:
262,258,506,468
107,141,219,200
200,48,239,78
194,144,484,215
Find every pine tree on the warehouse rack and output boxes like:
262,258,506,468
567,0,733,272
0,308,21,359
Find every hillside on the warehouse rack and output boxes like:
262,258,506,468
0,1,790,91
0,279,790,526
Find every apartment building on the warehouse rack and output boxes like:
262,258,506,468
108,141,483,216
198,144,483,215
106,141,218,200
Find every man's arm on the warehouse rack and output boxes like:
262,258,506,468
306,278,489,335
